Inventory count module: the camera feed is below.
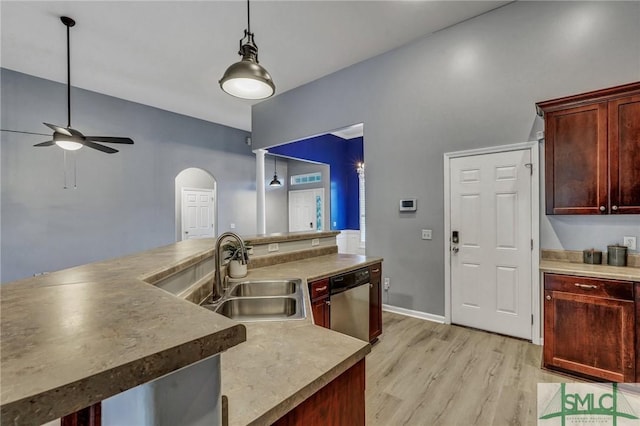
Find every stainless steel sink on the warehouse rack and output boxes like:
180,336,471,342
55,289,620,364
229,279,297,297
201,278,306,322
215,297,301,321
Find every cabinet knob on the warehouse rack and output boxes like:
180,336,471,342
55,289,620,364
325,300,331,306
612,205,618,211
545,295,551,301
599,206,606,212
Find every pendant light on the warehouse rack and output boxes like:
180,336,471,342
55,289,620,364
219,0,275,100
269,157,282,187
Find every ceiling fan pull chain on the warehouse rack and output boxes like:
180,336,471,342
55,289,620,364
73,152,77,189
63,150,68,189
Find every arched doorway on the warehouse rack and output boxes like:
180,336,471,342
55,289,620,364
175,168,217,241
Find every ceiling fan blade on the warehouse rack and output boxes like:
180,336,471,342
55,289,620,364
1,129,51,137
86,136,134,144
83,140,118,154
33,140,55,147
43,123,72,136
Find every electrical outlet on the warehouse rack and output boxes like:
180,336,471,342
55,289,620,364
383,277,390,290
311,238,320,246
268,243,279,252
421,229,432,240
230,223,236,229
623,236,637,251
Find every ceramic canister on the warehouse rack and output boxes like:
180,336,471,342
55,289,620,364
607,245,627,267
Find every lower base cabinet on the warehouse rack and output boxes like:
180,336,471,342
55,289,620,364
273,359,366,426
543,273,636,382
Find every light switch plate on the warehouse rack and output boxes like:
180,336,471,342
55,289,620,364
623,236,637,251
421,229,432,240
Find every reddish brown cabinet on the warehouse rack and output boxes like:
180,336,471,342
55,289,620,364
273,359,366,426
309,278,330,329
543,273,636,382
537,82,640,215
369,263,382,343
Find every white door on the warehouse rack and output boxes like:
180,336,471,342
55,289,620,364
289,189,324,232
450,149,532,339
181,189,214,240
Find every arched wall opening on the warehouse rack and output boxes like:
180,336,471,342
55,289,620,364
175,167,217,241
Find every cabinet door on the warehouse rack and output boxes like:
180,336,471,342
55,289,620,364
636,282,640,383
543,289,635,382
544,103,608,214
369,263,382,342
609,94,640,214
311,297,330,329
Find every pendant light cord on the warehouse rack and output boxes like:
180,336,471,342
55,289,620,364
66,21,71,128
247,0,251,33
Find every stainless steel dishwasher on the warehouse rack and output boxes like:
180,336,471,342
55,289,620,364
329,267,370,341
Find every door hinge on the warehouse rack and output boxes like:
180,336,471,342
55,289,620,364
531,239,534,250
531,314,534,325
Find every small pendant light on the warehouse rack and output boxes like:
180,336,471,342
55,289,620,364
269,157,282,187
219,0,275,100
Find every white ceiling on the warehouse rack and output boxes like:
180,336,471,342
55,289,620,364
1,1,508,131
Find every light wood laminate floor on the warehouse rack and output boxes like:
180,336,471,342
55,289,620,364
366,312,568,426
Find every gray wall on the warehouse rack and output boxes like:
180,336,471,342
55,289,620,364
1,69,257,283
252,2,640,315
287,159,331,231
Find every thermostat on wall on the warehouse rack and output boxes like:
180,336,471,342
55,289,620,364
399,198,417,212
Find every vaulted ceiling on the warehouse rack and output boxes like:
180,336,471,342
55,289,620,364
1,1,508,131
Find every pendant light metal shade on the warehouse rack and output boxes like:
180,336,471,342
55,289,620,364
220,0,275,100
269,174,281,187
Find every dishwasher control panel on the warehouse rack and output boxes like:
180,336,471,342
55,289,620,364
330,268,370,294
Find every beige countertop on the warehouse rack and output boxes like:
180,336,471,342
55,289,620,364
0,239,246,425
220,253,382,426
242,230,340,245
540,259,640,281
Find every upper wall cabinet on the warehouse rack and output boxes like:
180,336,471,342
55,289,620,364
537,82,640,215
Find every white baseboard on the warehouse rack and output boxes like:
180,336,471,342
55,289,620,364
382,304,445,324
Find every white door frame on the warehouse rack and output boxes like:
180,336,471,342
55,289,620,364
181,187,215,240
443,141,541,344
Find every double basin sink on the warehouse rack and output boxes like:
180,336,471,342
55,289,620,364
202,279,306,322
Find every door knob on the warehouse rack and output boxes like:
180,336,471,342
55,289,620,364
452,246,459,253
612,205,618,211
599,206,606,212
545,295,551,301
310,222,313,228
185,231,189,234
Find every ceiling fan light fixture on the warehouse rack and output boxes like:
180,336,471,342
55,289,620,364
53,132,83,151
219,1,275,100
55,140,83,151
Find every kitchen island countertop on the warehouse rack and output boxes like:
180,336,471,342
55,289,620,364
220,253,382,425
0,239,245,425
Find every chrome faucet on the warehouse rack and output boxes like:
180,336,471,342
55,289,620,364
213,232,248,301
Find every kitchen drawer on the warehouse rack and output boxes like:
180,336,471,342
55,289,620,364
309,278,329,299
544,273,634,301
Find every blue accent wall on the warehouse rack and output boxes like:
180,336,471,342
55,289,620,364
270,135,363,230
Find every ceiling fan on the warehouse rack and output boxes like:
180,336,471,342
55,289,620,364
1,16,134,154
